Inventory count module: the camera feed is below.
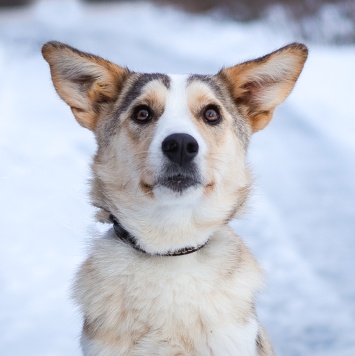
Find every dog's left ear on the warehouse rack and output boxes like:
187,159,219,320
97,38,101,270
219,43,308,132
42,41,129,131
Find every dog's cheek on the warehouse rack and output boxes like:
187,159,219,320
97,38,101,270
120,122,159,189
208,130,251,214
203,120,240,184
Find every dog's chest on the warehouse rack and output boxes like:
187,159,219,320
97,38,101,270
76,236,261,355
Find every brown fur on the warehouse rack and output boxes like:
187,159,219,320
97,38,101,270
219,43,308,132
42,41,130,130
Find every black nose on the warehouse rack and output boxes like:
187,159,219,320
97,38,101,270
162,133,199,166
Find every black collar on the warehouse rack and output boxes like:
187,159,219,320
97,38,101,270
109,214,207,257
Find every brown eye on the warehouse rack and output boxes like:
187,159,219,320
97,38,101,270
133,105,153,124
203,105,221,125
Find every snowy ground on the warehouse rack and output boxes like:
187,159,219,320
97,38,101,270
1,1,354,355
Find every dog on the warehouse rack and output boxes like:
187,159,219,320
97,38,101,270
42,41,307,355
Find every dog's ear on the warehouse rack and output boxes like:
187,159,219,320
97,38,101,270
42,41,129,130
219,43,308,132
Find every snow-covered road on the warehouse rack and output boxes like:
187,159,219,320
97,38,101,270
1,1,354,355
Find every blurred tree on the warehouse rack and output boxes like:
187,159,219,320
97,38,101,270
83,0,355,43
84,0,351,21
1,0,353,43
0,0,31,6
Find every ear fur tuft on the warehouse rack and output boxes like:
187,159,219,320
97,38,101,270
219,43,308,132
42,41,129,130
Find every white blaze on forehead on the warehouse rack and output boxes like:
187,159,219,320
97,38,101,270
149,74,207,162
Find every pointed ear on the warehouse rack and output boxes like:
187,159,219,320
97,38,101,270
219,43,308,132
42,41,129,130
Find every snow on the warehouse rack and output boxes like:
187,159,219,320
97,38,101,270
1,1,354,355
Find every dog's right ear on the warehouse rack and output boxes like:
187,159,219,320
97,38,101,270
42,41,129,131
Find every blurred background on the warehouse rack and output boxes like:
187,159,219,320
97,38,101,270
1,0,355,43
0,0,354,355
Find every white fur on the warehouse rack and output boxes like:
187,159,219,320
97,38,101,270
149,75,207,161
148,75,207,203
81,320,259,356
76,226,263,355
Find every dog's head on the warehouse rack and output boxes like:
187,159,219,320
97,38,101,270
43,42,307,254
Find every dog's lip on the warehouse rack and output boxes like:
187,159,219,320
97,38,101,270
165,173,196,182
141,177,213,191
140,173,204,193
161,172,199,182
140,180,155,196
159,172,205,193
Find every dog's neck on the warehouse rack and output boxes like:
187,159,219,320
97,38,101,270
109,213,208,257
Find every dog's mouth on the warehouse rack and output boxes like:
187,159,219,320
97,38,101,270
158,173,200,193
157,163,201,193
157,164,201,193
140,163,202,194
140,174,206,195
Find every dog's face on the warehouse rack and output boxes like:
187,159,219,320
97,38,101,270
95,73,250,204
43,42,307,254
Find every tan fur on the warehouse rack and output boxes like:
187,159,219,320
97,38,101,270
257,327,274,356
42,41,308,355
42,41,129,130
219,43,308,132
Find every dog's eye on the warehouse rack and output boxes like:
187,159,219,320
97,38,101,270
203,105,221,125
133,105,153,124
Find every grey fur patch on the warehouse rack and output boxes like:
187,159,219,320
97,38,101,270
101,73,170,140
117,73,170,114
256,327,274,356
187,74,251,149
187,74,225,102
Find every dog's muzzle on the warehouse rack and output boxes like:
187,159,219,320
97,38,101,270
159,133,201,193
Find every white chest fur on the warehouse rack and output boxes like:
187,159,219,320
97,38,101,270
74,226,264,355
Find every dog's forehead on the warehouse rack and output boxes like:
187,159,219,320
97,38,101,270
166,73,224,101
156,74,193,135
165,74,189,110
116,73,225,116
118,73,171,113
